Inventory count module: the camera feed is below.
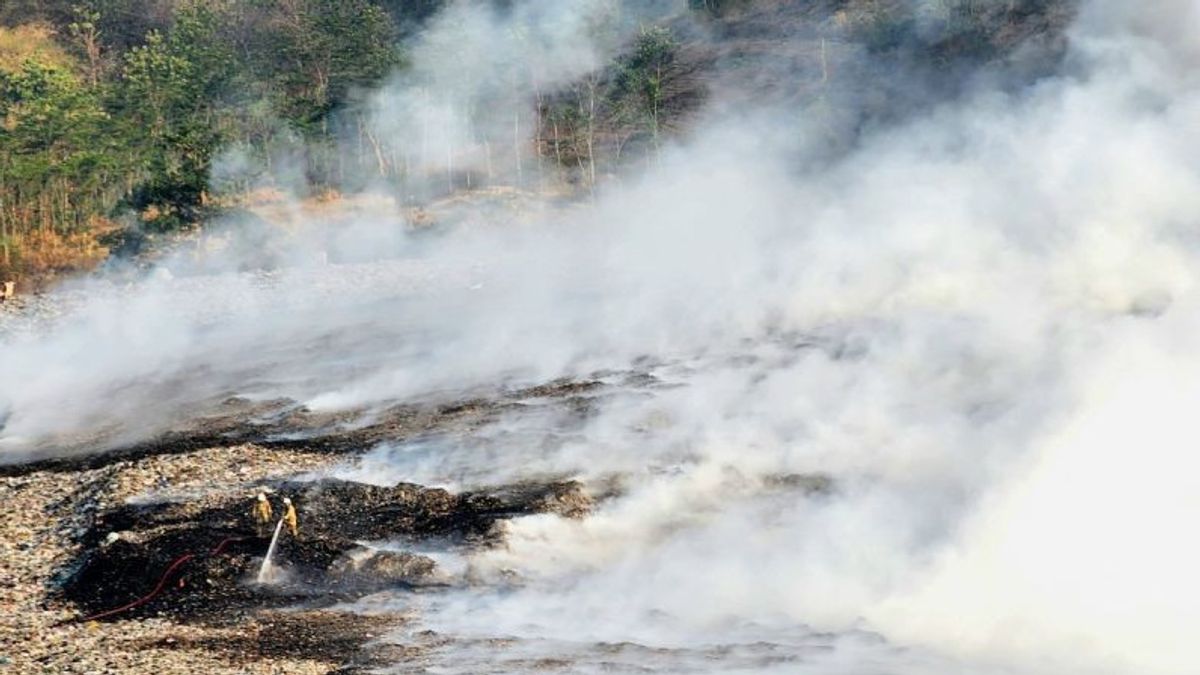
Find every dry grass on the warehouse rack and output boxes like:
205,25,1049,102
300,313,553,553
0,220,117,291
0,23,74,73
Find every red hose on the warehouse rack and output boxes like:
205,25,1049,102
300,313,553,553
78,536,249,623
207,536,243,557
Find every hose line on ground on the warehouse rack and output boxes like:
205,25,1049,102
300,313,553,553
74,536,249,623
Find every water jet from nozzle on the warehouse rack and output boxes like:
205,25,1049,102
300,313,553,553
257,518,285,584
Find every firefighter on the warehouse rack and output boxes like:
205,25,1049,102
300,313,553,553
252,492,273,536
282,496,298,537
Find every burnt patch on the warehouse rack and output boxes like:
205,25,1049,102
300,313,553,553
57,478,592,623
141,610,402,668
1,372,639,479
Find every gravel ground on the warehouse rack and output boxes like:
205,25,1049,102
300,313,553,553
0,443,389,674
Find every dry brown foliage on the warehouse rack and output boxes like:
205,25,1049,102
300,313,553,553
0,218,117,291
0,23,74,73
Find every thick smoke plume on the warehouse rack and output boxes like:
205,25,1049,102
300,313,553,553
3,0,1199,673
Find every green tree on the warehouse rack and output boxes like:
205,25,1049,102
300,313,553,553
67,3,105,86
0,56,125,272
250,0,399,188
116,4,237,225
257,0,397,133
612,26,680,158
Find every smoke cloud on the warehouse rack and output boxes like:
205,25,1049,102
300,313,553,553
3,0,1199,672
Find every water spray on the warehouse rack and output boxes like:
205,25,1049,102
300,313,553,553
257,518,285,584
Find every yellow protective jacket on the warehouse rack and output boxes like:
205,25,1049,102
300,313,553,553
253,498,273,524
283,502,298,536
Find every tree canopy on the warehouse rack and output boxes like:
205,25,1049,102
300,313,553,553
0,0,1073,285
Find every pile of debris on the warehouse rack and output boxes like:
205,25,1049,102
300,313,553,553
60,478,592,622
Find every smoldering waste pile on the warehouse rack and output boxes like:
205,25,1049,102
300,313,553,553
62,478,592,621
0,378,607,674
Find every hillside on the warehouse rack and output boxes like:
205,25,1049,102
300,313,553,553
0,0,1075,288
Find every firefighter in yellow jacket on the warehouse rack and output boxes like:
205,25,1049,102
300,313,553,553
252,492,273,536
282,496,298,537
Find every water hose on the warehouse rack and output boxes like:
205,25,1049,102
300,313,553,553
76,536,249,623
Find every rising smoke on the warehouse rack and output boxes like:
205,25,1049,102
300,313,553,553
2,0,1199,673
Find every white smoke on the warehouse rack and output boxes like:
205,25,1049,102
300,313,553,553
365,0,679,191
370,2,1200,674
2,0,1199,673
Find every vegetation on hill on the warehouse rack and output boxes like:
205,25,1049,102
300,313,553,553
0,0,1073,286
1,0,401,284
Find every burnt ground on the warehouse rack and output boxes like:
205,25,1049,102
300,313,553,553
62,478,592,622
9,373,613,671
0,374,626,479
137,610,410,672
48,474,590,671
3,351,833,672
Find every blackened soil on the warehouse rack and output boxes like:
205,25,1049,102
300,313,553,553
139,610,402,670
60,478,591,622
1,373,634,478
